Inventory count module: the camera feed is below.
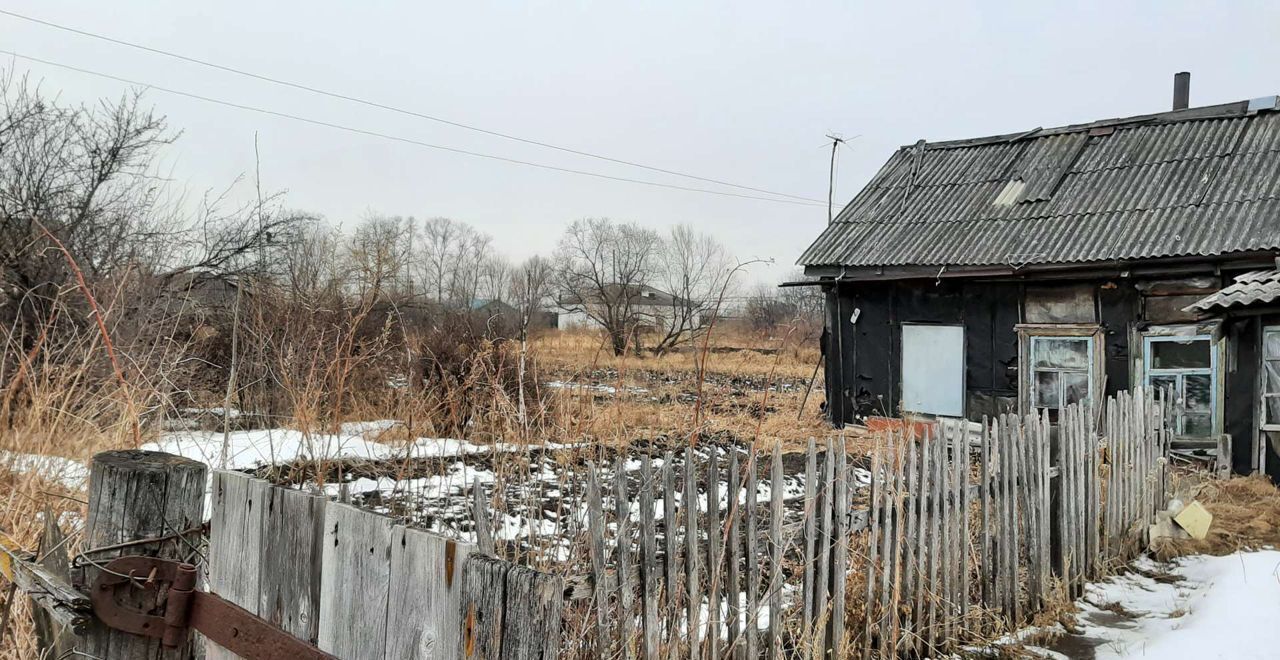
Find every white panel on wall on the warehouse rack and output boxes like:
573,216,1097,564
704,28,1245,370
901,324,965,416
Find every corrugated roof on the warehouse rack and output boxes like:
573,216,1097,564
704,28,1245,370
1185,269,1280,313
799,100,1280,269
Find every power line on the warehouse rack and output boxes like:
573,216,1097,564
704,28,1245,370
0,49,825,207
0,8,825,204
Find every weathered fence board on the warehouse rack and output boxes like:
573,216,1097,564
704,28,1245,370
387,526,474,659
207,471,268,660
318,502,394,660
259,485,326,642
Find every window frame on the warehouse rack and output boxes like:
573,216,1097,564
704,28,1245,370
1260,326,1280,432
1140,331,1220,438
1017,324,1104,416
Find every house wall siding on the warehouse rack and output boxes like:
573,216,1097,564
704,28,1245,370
825,271,1273,476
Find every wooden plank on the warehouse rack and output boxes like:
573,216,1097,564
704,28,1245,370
903,432,919,637
802,437,817,635
887,433,906,657
998,416,1013,619
1054,409,1064,585
32,510,77,657
876,435,896,656
662,451,678,645
0,534,88,636
614,463,636,659
684,453,701,660
725,451,741,654
815,443,835,648
913,431,932,653
744,451,760,660
926,431,941,650
500,565,564,660
906,433,923,657
1013,414,1024,621
387,526,475,659
979,418,991,610
941,425,954,646
706,451,722,659
259,484,326,644
318,502,394,660
462,554,509,660
960,421,972,629
767,444,784,660
639,455,660,660
830,436,849,657
1020,417,1038,610
586,466,611,659
474,477,495,556
861,436,882,660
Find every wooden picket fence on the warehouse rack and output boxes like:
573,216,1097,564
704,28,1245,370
202,388,1169,659
859,387,1171,658
566,437,858,659
206,470,563,660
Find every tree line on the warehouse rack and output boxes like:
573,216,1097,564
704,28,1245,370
0,72,820,433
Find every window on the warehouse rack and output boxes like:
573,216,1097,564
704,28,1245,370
1018,325,1102,416
901,324,964,416
1143,334,1216,437
1030,336,1095,409
1262,327,1280,430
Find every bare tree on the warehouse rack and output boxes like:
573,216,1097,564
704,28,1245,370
779,266,825,339
476,253,511,304
509,255,553,342
280,217,345,309
553,218,661,355
416,216,495,307
650,223,734,354
346,214,412,303
0,75,174,347
744,283,796,333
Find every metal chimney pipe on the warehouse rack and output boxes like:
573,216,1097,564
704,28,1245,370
1173,72,1191,110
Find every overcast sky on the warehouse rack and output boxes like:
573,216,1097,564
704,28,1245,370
6,1,1280,284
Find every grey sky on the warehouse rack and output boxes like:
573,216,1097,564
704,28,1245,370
6,1,1280,285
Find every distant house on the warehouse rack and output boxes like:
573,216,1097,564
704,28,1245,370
557,284,696,330
797,75,1280,479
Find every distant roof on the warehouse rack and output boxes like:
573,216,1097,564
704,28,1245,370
799,98,1280,271
1185,269,1280,313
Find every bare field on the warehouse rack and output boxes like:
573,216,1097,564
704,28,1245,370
532,327,837,452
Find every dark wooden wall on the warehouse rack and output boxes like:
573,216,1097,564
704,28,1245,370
825,276,1212,423
825,279,1024,423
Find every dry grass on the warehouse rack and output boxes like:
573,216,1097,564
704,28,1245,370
0,316,844,657
0,467,87,660
533,326,837,452
1152,474,1280,560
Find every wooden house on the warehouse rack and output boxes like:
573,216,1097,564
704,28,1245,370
798,75,1280,478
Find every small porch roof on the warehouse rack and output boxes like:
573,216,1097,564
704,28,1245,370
1185,269,1280,313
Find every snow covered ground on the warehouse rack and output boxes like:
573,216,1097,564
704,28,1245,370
1,421,828,559
1026,550,1280,659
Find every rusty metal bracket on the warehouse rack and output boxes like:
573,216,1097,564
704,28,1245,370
91,556,335,660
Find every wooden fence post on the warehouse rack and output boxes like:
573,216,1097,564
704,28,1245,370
76,450,207,660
